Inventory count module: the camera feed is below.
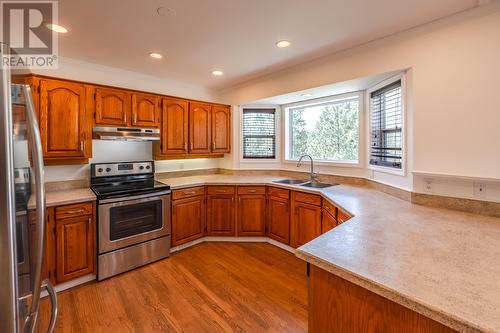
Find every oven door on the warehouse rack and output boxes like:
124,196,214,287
98,191,171,254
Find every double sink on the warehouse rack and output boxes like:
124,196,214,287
272,178,337,188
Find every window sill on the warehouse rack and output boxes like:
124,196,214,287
283,159,362,168
368,164,406,177
240,158,280,164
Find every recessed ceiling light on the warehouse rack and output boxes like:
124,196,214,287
276,40,291,48
46,23,68,33
212,70,223,76
149,52,163,59
301,93,312,97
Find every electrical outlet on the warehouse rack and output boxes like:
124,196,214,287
473,182,487,198
423,179,433,192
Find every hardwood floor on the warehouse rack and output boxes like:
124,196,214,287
37,242,308,333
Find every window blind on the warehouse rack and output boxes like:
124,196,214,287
370,80,402,169
242,109,276,159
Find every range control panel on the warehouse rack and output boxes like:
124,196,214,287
92,161,153,177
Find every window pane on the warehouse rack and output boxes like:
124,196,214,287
289,97,359,162
370,80,403,169
242,109,276,159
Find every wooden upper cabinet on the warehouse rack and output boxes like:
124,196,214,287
161,97,189,155
211,105,231,153
189,102,212,154
38,79,90,161
131,93,160,127
95,87,130,126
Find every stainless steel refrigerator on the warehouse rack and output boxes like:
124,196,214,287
0,43,57,332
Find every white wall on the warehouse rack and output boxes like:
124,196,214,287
218,3,500,200
44,140,223,182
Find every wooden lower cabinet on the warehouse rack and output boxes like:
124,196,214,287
172,194,206,246
267,195,291,244
207,190,236,236
309,265,457,333
29,201,96,285
56,213,95,283
237,194,266,236
291,192,322,248
168,185,348,247
321,208,337,233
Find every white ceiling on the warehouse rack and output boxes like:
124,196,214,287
249,70,402,106
57,0,479,91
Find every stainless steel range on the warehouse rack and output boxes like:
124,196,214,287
90,161,171,280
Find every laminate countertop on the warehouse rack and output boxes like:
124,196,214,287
157,174,500,333
27,187,96,210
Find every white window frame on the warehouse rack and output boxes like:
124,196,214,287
239,105,281,163
282,92,363,167
366,73,407,176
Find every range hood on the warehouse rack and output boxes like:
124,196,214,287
93,126,160,142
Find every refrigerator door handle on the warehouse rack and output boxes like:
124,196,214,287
41,279,58,333
21,84,48,333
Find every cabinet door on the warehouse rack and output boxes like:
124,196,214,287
211,105,230,153
189,102,212,154
56,214,95,283
322,208,337,234
161,97,189,155
237,194,266,236
39,79,89,159
172,195,205,246
207,194,235,236
267,196,290,244
291,201,322,248
131,93,160,127
95,87,131,126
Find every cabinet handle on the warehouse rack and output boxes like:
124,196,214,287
124,112,127,123
190,142,193,151
184,142,188,152
212,142,215,151
215,190,226,193
80,141,84,151
134,113,137,124
184,191,196,195
247,189,257,193
65,209,85,215
88,217,92,225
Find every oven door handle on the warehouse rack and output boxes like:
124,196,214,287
99,190,171,206
99,190,172,206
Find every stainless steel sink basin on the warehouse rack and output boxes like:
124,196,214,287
300,181,337,188
272,178,309,185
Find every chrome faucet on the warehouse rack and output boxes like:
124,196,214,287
297,154,317,182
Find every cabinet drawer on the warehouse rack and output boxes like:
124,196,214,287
55,202,93,220
207,186,235,195
267,186,290,199
237,186,266,195
294,191,321,206
338,210,350,224
322,200,337,218
172,186,205,200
